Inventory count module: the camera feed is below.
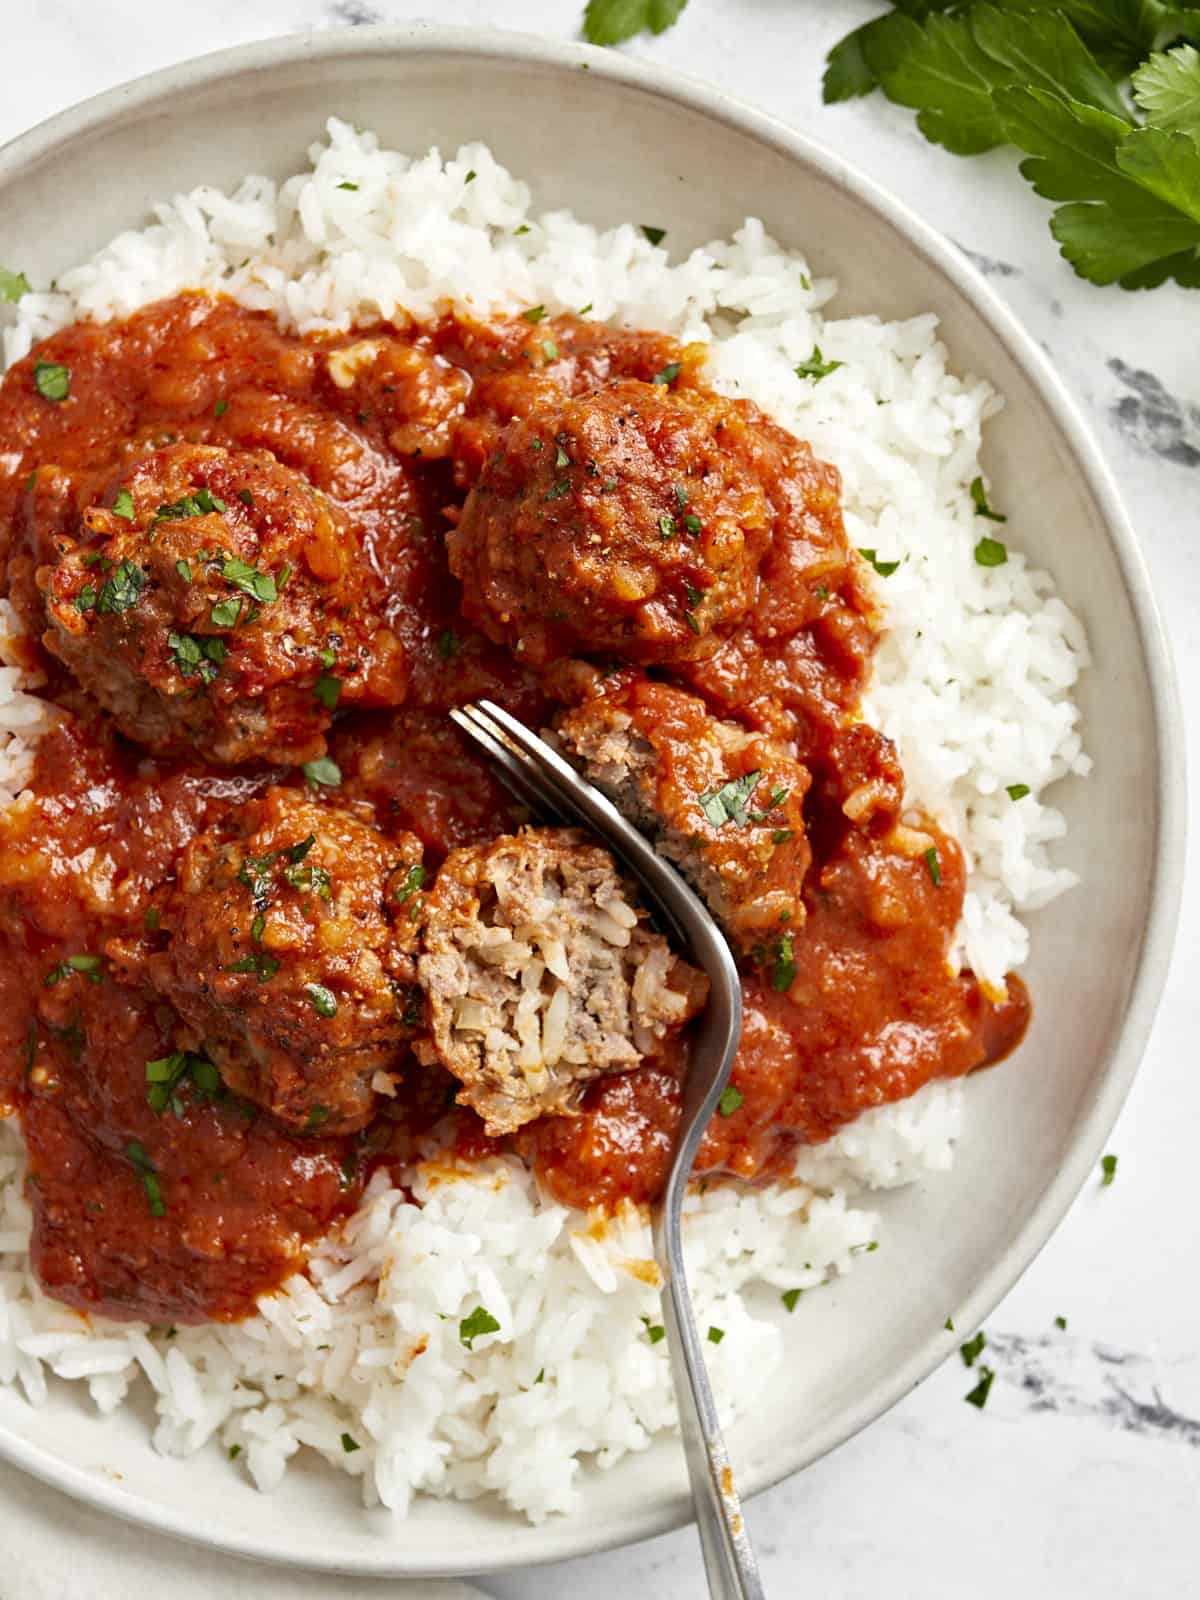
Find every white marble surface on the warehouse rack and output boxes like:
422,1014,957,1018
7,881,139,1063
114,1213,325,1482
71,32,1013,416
2,2,1198,1595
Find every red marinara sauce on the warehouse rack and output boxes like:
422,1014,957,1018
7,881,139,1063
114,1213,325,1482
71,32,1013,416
0,292,1029,1322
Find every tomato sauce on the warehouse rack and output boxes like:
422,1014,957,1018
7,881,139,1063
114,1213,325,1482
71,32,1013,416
0,293,1029,1322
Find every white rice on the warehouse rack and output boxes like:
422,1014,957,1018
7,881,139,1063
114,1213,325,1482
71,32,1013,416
0,120,1087,1522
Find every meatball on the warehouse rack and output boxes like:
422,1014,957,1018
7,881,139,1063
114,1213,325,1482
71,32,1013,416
556,674,812,949
150,787,423,1135
447,378,782,667
39,441,405,764
416,828,707,1136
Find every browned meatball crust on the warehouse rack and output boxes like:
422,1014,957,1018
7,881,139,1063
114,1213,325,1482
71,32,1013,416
448,378,791,668
149,787,423,1135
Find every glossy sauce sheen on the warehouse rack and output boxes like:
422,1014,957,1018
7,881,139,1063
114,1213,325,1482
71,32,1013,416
0,295,1029,1321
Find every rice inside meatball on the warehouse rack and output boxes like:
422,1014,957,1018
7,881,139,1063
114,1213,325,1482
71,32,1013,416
416,828,708,1135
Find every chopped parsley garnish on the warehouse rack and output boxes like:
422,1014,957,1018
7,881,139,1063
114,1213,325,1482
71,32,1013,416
683,513,702,534
144,907,161,932
237,488,255,508
227,949,281,983
44,953,104,987
339,1148,358,1191
674,487,688,513
698,770,762,828
125,1141,166,1217
145,1050,220,1115
641,224,667,245
228,1444,242,1460
34,360,70,402
960,1331,987,1367
305,983,338,1018
522,304,548,323
641,1316,666,1345
176,559,193,584
782,1289,802,1313
514,224,531,237
337,181,359,192
340,1432,360,1452
652,361,681,386
964,1366,995,1410
302,757,342,789
1055,1315,1068,1330
437,629,462,661
974,535,1009,567
220,556,277,604
1006,782,1031,801
542,339,559,363
0,267,30,302
534,1367,545,1384
318,647,337,670
465,169,477,184
394,863,426,904
718,1085,744,1116
314,673,342,710
112,488,135,520
154,488,226,522
555,443,571,468
771,933,797,993
304,1104,330,1133
251,912,266,943
544,478,572,502
578,303,593,316
707,1325,725,1344
924,847,942,887
460,1305,501,1348
601,477,618,492
970,477,1006,522
1101,1152,1119,1185
795,345,843,383
213,397,229,418
287,859,332,899
658,513,676,539
168,631,227,682
851,1241,879,1255
945,1317,955,1331
95,559,147,615
857,547,900,578
772,829,794,845
210,596,242,628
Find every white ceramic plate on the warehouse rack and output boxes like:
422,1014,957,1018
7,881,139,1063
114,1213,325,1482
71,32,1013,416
0,24,1184,1578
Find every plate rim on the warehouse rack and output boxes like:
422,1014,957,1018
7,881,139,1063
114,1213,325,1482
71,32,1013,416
0,19,1186,1577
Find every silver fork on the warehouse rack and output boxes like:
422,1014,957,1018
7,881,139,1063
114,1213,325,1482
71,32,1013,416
449,698,765,1600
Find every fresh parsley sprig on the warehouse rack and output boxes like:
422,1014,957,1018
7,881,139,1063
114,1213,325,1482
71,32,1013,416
824,4,1200,290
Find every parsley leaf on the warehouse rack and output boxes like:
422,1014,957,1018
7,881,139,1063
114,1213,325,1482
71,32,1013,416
964,1365,996,1409
795,345,844,382
772,933,797,993
698,770,762,827
34,361,70,402
95,560,147,615
220,556,277,604
1001,88,1200,287
459,1305,501,1348
974,535,1009,566
1101,1151,1119,1185
970,475,1007,522
1134,44,1200,135
718,1085,744,1116
0,267,30,302
641,224,667,245
582,0,689,47
302,757,342,789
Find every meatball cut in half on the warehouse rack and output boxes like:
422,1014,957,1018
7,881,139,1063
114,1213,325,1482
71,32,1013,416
150,787,423,1136
40,441,404,765
448,378,782,668
555,674,812,949
416,829,708,1137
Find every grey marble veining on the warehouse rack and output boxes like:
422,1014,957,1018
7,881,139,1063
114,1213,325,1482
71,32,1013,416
1,3,1198,1596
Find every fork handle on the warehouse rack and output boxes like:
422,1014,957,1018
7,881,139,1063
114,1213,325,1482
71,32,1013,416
659,1253,767,1600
